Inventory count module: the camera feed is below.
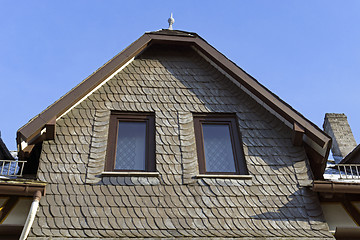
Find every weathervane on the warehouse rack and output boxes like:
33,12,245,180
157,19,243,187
168,13,175,30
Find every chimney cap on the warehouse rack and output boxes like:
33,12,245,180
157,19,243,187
324,113,347,119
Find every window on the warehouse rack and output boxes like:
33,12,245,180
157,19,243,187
105,112,155,172
193,114,247,175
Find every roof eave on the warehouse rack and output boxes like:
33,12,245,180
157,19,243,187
312,180,360,194
0,181,46,196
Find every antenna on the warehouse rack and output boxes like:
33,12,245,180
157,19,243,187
168,13,175,30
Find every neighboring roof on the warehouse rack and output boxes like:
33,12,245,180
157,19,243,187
17,29,331,174
340,144,360,164
0,137,14,160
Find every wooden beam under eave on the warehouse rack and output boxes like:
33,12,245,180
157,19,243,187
27,116,56,146
18,144,35,159
45,116,56,141
292,122,305,146
305,143,326,179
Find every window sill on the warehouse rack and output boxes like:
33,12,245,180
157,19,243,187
101,172,159,177
196,174,252,180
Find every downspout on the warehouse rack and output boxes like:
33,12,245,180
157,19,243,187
19,190,42,240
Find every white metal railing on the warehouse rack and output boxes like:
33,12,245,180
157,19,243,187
0,160,26,177
337,164,360,179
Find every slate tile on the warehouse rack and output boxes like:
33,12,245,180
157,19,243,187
53,217,66,229
48,229,62,237
62,217,74,229
30,225,46,237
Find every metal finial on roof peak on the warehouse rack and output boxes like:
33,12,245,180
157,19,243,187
168,13,175,30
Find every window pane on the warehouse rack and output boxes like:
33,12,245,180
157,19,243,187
202,124,236,172
115,121,146,170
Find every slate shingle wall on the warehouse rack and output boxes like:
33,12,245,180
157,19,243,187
30,46,333,239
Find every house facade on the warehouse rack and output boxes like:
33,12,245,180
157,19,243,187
15,29,334,239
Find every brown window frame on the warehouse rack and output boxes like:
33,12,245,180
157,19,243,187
193,113,247,175
105,112,156,172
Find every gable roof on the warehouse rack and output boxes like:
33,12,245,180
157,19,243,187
17,29,331,177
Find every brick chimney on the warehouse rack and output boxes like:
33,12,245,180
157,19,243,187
323,113,357,163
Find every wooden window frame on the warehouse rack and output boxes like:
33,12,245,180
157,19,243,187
105,112,155,172
193,113,247,175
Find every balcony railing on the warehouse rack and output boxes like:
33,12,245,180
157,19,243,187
337,164,360,179
0,160,26,177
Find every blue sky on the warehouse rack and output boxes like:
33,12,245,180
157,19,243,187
1,1,359,151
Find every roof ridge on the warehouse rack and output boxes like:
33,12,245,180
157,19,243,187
147,29,198,37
